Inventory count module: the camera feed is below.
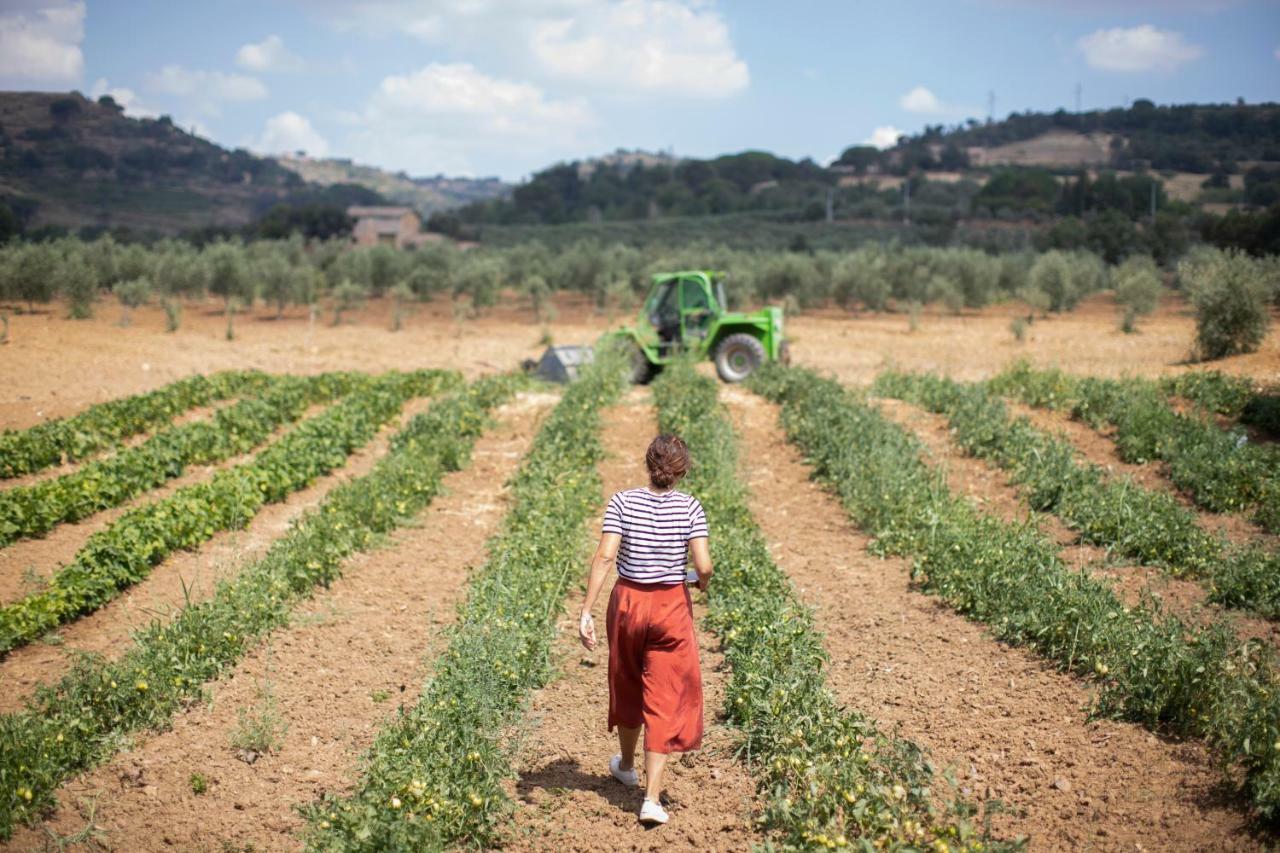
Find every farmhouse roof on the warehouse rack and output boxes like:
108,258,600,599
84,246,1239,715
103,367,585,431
347,205,417,219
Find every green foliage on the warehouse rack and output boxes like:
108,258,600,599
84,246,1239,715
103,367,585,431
111,276,152,325
0,373,513,839
655,363,996,850
1161,371,1255,417
7,243,57,308
0,371,459,654
0,370,269,478
1028,250,1107,312
55,253,97,319
1010,316,1027,342
752,364,1280,822
0,375,354,546
304,352,625,850
205,241,254,307
331,279,367,326
1183,249,1272,361
189,773,208,795
1113,255,1162,318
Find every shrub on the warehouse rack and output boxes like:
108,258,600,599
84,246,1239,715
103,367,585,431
112,277,152,326
1114,255,1162,318
57,254,97,319
331,279,368,325
1185,250,1271,361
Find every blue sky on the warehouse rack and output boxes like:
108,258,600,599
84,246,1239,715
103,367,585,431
1,0,1277,180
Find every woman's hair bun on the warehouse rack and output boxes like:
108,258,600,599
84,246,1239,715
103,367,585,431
646,434,690,489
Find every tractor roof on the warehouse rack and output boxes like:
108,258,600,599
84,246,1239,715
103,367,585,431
650,270,727,283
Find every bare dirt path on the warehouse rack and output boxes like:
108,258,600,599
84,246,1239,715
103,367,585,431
504,388,759,852
1006,400,1280,549
2,394,554,852
877,397,1280,649
0,402,328,608
722,385,1260,851
0,397,434,713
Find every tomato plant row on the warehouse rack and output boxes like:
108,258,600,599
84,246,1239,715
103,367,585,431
0,373,360,547
752,365,1280,822
0,374,520,839
304,352,626,851
873,371,1280,620
0,370,272,479
654,363,998,851
990,363,1280,532
0,370,461,655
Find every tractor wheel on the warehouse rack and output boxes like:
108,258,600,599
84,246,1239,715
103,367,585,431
714,333,766,383
629,345,656,385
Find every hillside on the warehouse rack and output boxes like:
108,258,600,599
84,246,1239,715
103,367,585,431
274,155,510,217
432,101,1279,249
862,99,1280,175
0,91,381,237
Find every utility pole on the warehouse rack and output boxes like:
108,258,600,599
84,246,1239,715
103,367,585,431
1150,179,1157,220
987,90,995,124
1075,83,1082,114
825,187,834,223
902,177,911,224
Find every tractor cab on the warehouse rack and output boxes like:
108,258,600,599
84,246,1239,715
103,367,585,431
644,271,729,355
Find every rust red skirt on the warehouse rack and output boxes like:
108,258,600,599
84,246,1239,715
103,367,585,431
606,577,704,754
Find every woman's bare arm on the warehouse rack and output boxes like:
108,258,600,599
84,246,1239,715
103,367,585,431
689,537,713,590
579,532,621,650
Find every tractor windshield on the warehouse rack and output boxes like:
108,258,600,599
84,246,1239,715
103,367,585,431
647,282,679,337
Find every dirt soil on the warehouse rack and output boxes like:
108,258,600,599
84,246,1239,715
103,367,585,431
2,394,553,852
721,386,1261,851
504,388,759,851
0,396,440,713
2,293,1276,433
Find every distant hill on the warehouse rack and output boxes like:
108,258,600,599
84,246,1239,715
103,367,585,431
0,91,385,236
275,155,510,217
853,99,1280,175
433,100,1280,239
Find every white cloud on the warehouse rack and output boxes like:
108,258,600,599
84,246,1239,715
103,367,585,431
88,78,157,118
1077,25,1203,72
145,65,268,115
899,86,943,114
236,35,304,73
255,111,329,156
348,62,595,176
316,0,748,98
0,0,84,88
529,1,748,97
865,126,904,150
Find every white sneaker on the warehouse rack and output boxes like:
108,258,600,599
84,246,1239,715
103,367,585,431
638,798,669,825
609,754,639,788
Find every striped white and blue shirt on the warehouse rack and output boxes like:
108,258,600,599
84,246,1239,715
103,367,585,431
602,488,709,585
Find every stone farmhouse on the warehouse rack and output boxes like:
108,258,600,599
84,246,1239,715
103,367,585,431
347,206,438,249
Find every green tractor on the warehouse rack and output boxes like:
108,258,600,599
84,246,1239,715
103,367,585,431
614,270,789,384
528,270,789,384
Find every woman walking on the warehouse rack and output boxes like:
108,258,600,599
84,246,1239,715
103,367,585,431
578,434,713,826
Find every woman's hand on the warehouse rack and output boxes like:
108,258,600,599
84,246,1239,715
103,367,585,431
579,612,597,650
